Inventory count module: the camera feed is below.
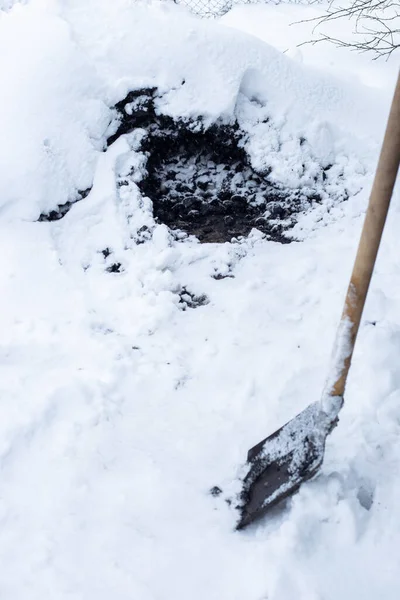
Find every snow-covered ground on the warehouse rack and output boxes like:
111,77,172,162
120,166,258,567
0,1,399,598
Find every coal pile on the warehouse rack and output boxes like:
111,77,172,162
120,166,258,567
120,90,315,243
39,88,322,243
139,120,296,243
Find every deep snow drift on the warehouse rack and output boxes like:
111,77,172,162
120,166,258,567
0,1,399,599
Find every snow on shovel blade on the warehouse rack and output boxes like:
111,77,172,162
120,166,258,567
236,402,335,530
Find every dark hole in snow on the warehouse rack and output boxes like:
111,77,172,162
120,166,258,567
106,262,123,273
101,248,123,273
138,121,296,243
38,188,91,222
212,271,235,280
135,225,153,245
210,486,223,497
111,89,323,244
178,287,209,310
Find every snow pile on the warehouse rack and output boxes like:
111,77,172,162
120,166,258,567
0,1,399,599
0,2,109,219
0,0,387,223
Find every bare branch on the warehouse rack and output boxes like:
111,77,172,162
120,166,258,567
294,0,399,60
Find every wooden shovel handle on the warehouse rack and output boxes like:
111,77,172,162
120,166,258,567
330,73,400,400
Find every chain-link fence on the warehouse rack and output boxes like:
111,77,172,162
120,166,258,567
174,0,233,17
174,0,319,18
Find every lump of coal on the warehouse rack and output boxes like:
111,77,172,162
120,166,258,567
106,262,123,273
178,287,209,310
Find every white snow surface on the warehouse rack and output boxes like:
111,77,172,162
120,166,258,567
1,0,400,598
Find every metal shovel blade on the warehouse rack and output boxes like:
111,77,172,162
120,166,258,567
236,402,335,530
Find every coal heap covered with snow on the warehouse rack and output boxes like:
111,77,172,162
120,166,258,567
110,89,322,243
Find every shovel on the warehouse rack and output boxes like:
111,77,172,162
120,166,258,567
237,73,400,530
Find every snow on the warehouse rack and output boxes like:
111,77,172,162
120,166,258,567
0,0,388,220
0,0,400,599
221,2,397,89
